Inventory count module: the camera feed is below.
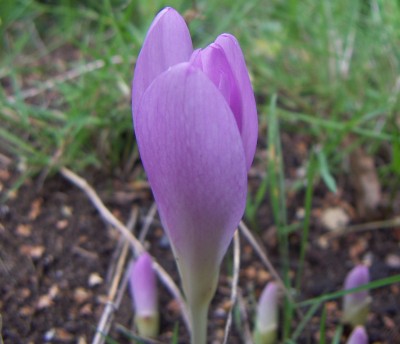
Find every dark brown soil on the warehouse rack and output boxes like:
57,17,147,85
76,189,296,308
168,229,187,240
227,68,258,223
1,141,400,343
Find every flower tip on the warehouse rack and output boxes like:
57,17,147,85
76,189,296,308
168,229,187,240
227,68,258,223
342,265,370,326
345,265,369,290
254,281,280,344
346,326,368,344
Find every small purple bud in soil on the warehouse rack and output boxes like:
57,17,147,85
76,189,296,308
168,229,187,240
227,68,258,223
346,326,368,344
253,282,279,344
129,252,159,337
132,6,258,344
342,265,371,327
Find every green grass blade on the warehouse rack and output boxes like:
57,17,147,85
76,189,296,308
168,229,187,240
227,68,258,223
297,274,400,307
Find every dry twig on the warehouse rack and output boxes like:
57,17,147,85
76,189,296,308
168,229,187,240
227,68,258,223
239,220,303,318
59,167,190,330
222,230,241,344
237,289,254,344
139,202,157,243
239,221,285,290
6,56,125,103
322,216,400,239
92,207,138,344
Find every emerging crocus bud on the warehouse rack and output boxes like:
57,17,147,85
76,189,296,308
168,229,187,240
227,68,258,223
132,7,258,344
253,282,279,344
346,326,368,344
342,265,371,327
129,252,159,338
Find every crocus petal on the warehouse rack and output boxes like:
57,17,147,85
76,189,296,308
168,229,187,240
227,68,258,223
346,326,368,344
342,265,371,326
191,44,242,133
129,252,157,317
256,282,279,332
344,265,370,305
215,34,258,170
132,7,193,122
135,62,247,302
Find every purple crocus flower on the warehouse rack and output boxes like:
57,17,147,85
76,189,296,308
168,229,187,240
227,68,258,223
129,252,159,337
253,282,279,344
132,7,257,344
346,326,368,344
342,265,371,326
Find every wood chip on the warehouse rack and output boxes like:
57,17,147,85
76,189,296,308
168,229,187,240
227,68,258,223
19,306,35,316
74,287,91,304
37,295,53,309
88,272,103,287
56,219,69,230
257,269,271,284
20,245,45,259
16,224,32,237
29,198,43,220
55,328,74,341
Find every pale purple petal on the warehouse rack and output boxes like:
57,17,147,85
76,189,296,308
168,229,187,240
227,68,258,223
256,282,279,331
135,62,247,276
191,44,242,134
346,326,368,344
132,7,193,123
215,33,258,170
344,265,370,304
129,252,157,317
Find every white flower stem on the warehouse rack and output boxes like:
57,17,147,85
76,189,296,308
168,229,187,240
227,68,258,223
189,301,209,344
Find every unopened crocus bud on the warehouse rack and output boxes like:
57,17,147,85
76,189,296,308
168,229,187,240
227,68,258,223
129,252,159,338
253,282,279,344
342,265,371,326
346,326,368,344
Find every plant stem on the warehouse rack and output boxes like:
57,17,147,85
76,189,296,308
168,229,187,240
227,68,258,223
189,302,209,344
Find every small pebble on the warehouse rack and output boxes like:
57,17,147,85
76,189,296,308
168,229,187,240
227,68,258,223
386,254,400,269
88,273,103,287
